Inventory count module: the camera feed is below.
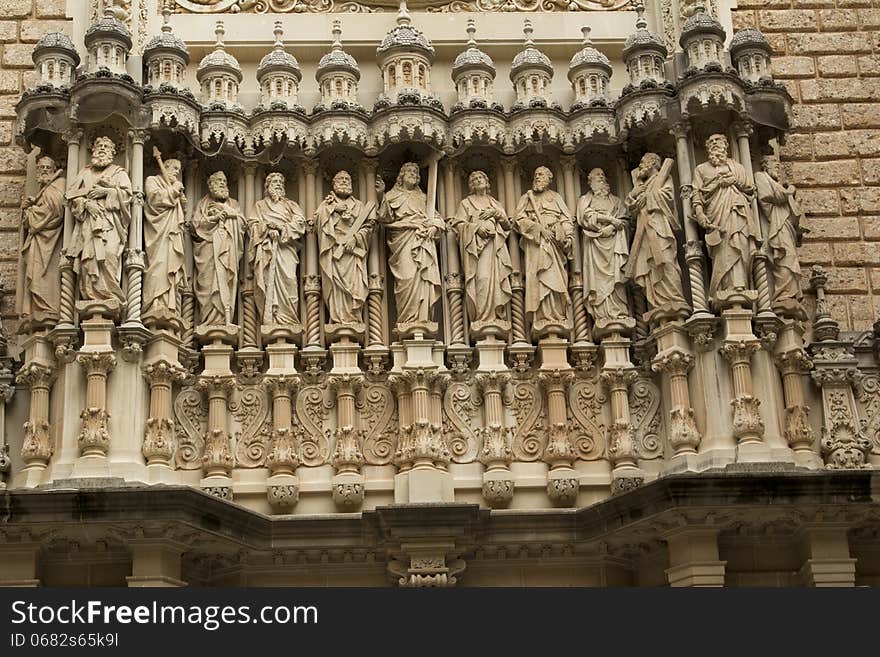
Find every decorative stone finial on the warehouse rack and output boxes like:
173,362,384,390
161,6,172,32
523,19,534,46
581,26,592,45
214,21,226,50
273,20,284,49
397,0,410,25
635,0,647,29
332,19,342,50
466,18,477,46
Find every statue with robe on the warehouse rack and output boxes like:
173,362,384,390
755,154,805,319
375,162,444,331
577,167,631,329
314,170,375,331
143,148,187,329
191,170,245,327
65,136,132,309
624,153,690,322
449,170,513,334
249,172,306,328
692,133,758,304
513,166,573,334
19,155,65,329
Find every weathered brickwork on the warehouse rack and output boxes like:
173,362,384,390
735,0,880,330
0,0,69,339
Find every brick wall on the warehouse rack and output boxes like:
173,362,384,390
733,1,880,331
0,0,69,340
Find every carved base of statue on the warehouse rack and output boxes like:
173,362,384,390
267,473,300,511
143,306,185,334
713,288,758,311
772,297,808,321
76,298,121,322
644,302,691,326
395,320,438,340
531,317,572,341
195,323,239,345
593,316,636,340
325,322,365,343
471,319,510,341
261,323,302,345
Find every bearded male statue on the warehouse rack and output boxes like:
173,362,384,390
192,171,245,327
513,166,573,335
692,133,758,305
250,172,306,328
624,153,689,322
19,155,65,329
449,170,513,335
143,148,187,329
315,170,375,332
577,167,631,331
65,136,132,310
755,154,805,319
375,162,444,332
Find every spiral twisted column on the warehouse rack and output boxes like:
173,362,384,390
58,129,81,327
442,162,467,346
125,130,146,325
303,159,323,348
561,156,589,344
501,156,527,344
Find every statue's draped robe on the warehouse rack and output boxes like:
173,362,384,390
756,171,803,311
20,172,65,324
315,193,374,326
692,159,757,298
66,163,132,305
625,171,688,313
143,174,187,320
451,194,513,326
250,196,305,327
513,190,572,330
192,195,245,326
377,186,441,325
578,191,630,323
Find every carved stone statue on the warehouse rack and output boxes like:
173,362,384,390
513,166,573,335
692,133,758,305
192,170,245,327
449,170,513,334
143,148,187,329
250,172,306,327
375,162,444,332
19,155,65,329
577,167,631,330
624,153,690,322
315,170,375,331
755,154,805,319
65,136,132,309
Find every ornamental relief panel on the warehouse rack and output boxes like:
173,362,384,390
172,0,631,13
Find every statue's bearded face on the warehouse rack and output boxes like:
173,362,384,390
706,136,728,166
638,155,660,179
763,158,780,180
333,172,352,197
36,158,56,184
266,176,285,202
91,139,115,168
533,168,551,192
166,160,182,181
400,166,420,189
469,171,489,195
588,170,610,195
209,174,229,201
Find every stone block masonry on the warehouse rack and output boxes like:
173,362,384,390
735,0,880,331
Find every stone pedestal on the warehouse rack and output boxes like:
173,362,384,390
143,331,186,483
537,335,578,506
475,337,514,507
14,334,57,488
799,527,856,587
664,527,726,587
329,335,366,510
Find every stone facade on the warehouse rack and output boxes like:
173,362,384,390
0,0,879,587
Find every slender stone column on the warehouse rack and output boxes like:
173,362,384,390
671,121,714,348
720,333,765,457
474,342,513,503
181,160,198,353
239,161,260,352
125,129,146,326
501,156,527,345
652,322,702,466
302,160,324,359
142,331,186,479
775,323,820,468
329,336,366,509
16,336,56,485
443,161,467,348
362,158,388,370
58,129,81,328
264,331,301,510
733,122,775,329
600,330,644,493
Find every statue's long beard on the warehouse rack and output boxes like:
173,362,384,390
708,149,726,166
92,154,113,168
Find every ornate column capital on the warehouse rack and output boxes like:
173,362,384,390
775,348,813,376
651,349,695,376
328,372,364,395
599,366,638,391
76,351,117,376
500,155,518,173
720,339,761,366
142,359,187,387
669,120,691,140
127,128,147,145
302,159,319,177
62,128,83,146
732,120,754,139
262,373,302,396
559,155,578,173
16,362,55,389
474,371,511,395
196,374,236,396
